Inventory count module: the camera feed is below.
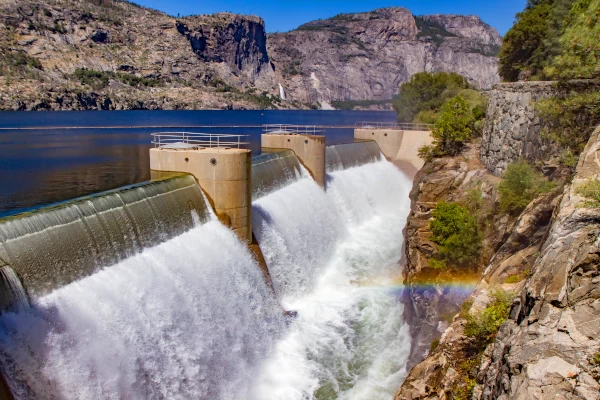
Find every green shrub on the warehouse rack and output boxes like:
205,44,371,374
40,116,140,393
393,72,469,122
430,338,440,352
575,179,600,207
429,201,482,267
593,353,600,365
536,92,600,155
430,96,475,156
464,290,513,348
414,109,438,124
545,0,600,80
498,160,554,215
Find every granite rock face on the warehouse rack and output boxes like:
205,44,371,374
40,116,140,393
400,141,510,371
0,0,281,110
268,8,501,103
397,127,600,399
476,126,600,400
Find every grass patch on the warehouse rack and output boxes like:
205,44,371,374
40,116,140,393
464,290,513,349
73,69,161,89
331,98,393,110
575,179,600,208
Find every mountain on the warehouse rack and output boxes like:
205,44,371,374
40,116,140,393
0,0,285,110
268,8,502,104
0,2,501,110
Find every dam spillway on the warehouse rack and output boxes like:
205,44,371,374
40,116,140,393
0,136,416,399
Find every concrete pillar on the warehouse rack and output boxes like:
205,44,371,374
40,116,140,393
261,134,326,187
150,148,252,243
354,128,434,178
354,128,404,159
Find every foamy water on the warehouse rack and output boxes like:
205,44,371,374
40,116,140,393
250,159,413,399
0,157,413,400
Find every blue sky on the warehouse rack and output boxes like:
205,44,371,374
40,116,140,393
135,0,525,36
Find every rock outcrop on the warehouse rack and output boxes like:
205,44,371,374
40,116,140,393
400,140,509,370
268,8,501,103
476,126,600,400
0,0,286,110
397,119,600,399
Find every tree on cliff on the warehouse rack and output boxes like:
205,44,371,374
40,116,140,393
430,96,474,156
545,0,600,80
498,0,584,81
393,72,469,122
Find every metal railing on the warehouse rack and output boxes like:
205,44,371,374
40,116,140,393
151,132,249,149
262,124,323,135
355,121,434,131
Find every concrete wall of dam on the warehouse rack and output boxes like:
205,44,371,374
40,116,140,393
149,147,252,243
354,128,433,178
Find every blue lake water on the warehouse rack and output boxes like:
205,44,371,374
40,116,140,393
0,110,396,216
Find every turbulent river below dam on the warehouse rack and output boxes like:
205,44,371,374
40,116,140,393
0,140,413,399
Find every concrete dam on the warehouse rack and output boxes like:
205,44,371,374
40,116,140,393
0,124,432,399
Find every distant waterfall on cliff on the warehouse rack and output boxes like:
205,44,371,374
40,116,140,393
250,157,413,399
278,83,286,100
0,216,285,399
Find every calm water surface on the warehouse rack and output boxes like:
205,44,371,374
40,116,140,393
0,110,395,216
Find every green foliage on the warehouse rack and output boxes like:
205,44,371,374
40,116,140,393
575,179,600,207
73,69,160,89
499,0,577,81
593,353,600,365
536,92,600,155
414,109,438,124
429,201,482,268
505,269,530,283
546,0,600,79
393,72,470,122
414,16,456,45
430,338,440,352
430,96,475,156
0,52,42,71
464,290,513,348
499,0,554,81
498,160,554,215
331,98,392,110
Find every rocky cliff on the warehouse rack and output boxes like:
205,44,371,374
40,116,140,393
0,2,501,110
0,0,287,110
268,8,501,104
396,96,600,399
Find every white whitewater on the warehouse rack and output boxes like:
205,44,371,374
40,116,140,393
250,158,413,400
279,83,286,100
0,218,285,400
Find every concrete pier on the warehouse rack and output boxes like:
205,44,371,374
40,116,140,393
261,134,326,187
150,147,252,243
354,125,434,178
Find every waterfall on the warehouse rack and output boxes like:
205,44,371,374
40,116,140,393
251,151,304,200
325,141,384,173
0,175,209,297
250,157,413,399
278,83,286,100
0,217,285,399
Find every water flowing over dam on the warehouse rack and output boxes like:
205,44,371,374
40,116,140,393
0,138,415,399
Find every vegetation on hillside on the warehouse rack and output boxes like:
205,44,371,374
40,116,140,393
576,179,600,207
498,160,555,215
428,198,483,270
499,0,599,82
393,72,470,122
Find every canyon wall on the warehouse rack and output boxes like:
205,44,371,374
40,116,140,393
268,8,501,103
0,0,281,110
